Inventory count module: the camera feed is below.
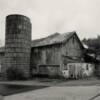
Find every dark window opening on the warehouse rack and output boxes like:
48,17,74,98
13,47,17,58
73,36,74,43
86,65,89,70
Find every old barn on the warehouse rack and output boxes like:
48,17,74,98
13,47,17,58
30,31,95,78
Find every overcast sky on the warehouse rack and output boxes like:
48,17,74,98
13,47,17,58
0,0,100,46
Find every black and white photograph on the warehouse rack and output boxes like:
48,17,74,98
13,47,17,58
0,0,100,100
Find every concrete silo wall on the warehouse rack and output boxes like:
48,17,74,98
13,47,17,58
2,14,31,79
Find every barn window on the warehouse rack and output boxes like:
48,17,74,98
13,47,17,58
86,65,89,70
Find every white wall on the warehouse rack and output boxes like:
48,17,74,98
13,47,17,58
62,63,95,79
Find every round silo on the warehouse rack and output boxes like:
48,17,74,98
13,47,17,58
2,14,31,79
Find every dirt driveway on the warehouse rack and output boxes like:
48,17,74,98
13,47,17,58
3,86,100,100
0,78,100,100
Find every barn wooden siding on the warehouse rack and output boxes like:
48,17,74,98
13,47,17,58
61,34,84,70
31,44,61,65
30,32,85,77
30,44,62,77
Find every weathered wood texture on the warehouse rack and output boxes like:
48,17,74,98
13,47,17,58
30,44,62,76
30,33,84,76
31,44,61,65
61,34,84,70
37,65,60,77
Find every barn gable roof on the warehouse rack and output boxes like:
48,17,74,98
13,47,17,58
0,31,84,52
31,31,82,48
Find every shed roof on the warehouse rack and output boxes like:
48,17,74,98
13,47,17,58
31,31,76,47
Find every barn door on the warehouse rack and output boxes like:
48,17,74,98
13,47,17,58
68,64,75,78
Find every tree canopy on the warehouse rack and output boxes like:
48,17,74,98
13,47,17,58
82,35,100,53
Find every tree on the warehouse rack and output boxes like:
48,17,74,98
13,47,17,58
82,36,100,53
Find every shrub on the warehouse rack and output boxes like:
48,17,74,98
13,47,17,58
6,67,27,80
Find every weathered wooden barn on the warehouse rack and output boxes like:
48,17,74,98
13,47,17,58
30,31,89,78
